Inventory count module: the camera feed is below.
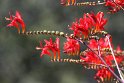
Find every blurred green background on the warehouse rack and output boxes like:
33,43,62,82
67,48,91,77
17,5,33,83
0,0,124,83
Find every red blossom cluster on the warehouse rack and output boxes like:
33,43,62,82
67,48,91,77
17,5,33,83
4,1,124,82
60,0,124,13
88,37,110,50
80,38,124,82
32,10,123,82
69,12,107,38
105,0,124,13
94,68,114,82
36,38,60,59
63,37,80,55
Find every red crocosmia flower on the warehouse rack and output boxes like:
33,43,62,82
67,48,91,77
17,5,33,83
5,11,26,33
105,0,118,13
115,45,124,66
115,55,123,64
80,51,102,64
88,38,110,50
70,14,93,38
63,38,80,56
88,12,107,32
94,68,113,82
115,0,124,6
36,42,51,57
70,21,82,37
88,39,98,49
116,45,122,53
104,55,123,66
36,38,60,59
105,0,124,13
69,12,107,38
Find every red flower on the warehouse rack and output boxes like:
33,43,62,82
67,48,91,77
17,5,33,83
69,13,93,38
69,12,107,38
80,51,123,67
94,68,113,82
63,38,80,56
80,36,124,82
80,51,119,82
105,0,124,13
88,38,110,50
5,11,26,33
36,38,60,59
116,45,122,53
116,0,124,6
115,46,124,64
80,51,102,64
104,55,123,66
88,12,107,32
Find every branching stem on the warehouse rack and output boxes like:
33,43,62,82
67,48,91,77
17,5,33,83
77,39,123,83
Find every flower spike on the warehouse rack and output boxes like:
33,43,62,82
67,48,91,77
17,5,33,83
69,12,107,39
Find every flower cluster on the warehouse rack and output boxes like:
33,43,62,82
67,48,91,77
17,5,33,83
60,0,124,13
94,68,114,82
4,1,124,83
80,37,124,82
69,12,107,38
105,0,124,13
32,10,123,82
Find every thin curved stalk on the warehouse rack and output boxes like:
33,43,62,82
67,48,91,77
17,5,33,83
106,35,124,82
